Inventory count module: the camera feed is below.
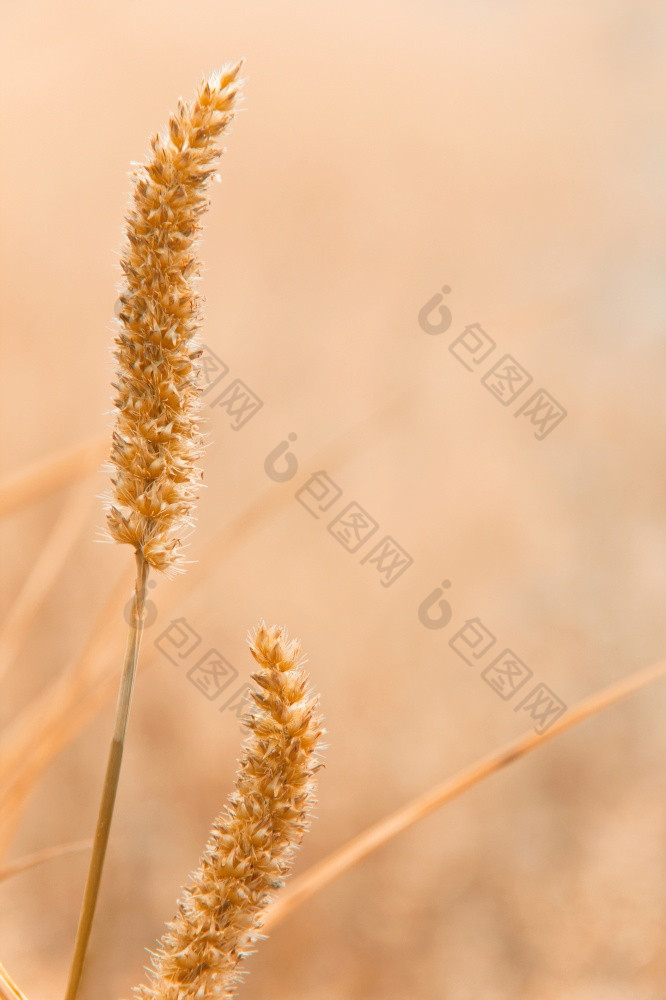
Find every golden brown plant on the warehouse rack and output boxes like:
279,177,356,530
64,65,244,1000
133,621,325,1000
1,45,664,1000
105,62,244,575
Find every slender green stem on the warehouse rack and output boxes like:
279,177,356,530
64,550,149,1000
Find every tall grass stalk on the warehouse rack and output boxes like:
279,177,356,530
63,65,243,999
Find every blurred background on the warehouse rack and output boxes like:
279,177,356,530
1,0,665,997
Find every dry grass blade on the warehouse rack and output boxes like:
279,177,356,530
0,565,134,859
0,839,92,884
0,437,106,520
262,656,666,932
0,671,120,860
0,963,28,1000
0,563,132,781
0,485,92,684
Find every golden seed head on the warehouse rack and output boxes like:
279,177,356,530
103,63,244,574
133,621,325,999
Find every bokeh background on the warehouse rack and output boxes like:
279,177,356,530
1,1,665,997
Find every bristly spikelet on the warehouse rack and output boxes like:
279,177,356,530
105,63,243,574
133,622,325,999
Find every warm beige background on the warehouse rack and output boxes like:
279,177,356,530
1,1,665,998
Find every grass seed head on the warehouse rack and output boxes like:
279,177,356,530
132,621,325,999
104,63,243,574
